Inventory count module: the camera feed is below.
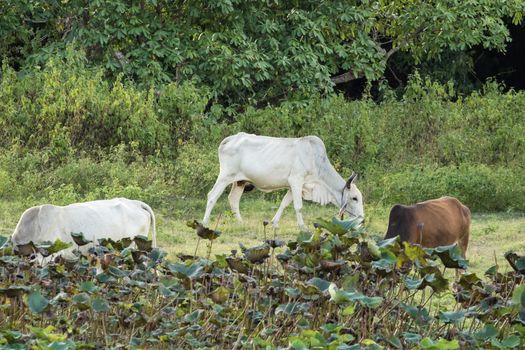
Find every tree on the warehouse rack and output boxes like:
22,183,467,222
1,0,524,105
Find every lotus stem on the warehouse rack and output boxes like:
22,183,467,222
193,237,201,259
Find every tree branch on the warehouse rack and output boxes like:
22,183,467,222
331,71,363,85
331,46,401,85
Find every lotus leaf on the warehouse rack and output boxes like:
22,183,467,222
92,298,110,312
386,335,402,349
72,293,91,311
314,217,360,236
474,324,498,341
275,303,310,316
70,232,91,246
187,220,221,240
183,309,203,323
36,239,73,255
96,272,116,284
377,236,401,253
438,310,466,324
210,286,230,304
80,281,98,293
419,337,459,350
133,235,153,251
226,256,250,274
455,273,482,290
15,241,37,256
328,284,382,308
490,335,521,349
27,290,49,313
306,277,331,294
167,261,205,280
240,243,270,264
265,239,285,248
319,259,346,272
430,244,468,269
131,250,147,264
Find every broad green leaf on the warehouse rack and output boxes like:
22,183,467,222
289,339,308,350
474,324,498,341
315,217,361,236
387,335,402,349
27,291,49,314
167,261,205,279
107,266,129,278
419,337,459,350
403,332,422,344
80,281,98,293
430,244,468,269
183,309,203,323
92,298,110,312
275,303,310,316
241,243,270,264
72,293,91,310
491,335,521,349
438,310,466,324
307,277,331,293
0,235,9,248
45,239,73,254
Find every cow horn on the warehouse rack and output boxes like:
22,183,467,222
345,172,357,189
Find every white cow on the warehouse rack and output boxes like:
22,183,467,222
203,132,364,230
11,198,157,256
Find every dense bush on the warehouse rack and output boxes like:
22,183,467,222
367,164,525,212
0,145,174,208
1,60,524,211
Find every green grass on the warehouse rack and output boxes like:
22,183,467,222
1,197,524,275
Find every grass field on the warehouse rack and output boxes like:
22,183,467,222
1,196,524,275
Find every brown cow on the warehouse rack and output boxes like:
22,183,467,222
384,196,471,257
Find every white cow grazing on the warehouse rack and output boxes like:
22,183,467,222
203,132,364,230
11,198,157,256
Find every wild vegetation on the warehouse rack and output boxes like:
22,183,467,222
1,1,525,348
0,56,524,212
2,0,524,104
2,218,525,349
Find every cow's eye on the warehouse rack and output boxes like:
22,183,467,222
352,197,358,201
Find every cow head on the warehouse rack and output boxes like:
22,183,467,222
339,173,364,221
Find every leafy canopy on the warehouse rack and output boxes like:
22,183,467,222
1,0,523,105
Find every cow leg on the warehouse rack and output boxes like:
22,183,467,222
289,180,306,231
459,231,469,259
203,175,232,225
228,183,244,222
271,190,293,228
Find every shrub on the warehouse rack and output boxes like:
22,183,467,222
368,164,525,212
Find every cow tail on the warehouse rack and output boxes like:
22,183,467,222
141,203,157,248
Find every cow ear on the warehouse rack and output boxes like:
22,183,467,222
345,172,357,189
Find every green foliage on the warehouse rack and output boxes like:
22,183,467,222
1,60,524,212
370,164,525,212
3,217,525,348
0,144,174,207
172,143,219,196
1,0,524,104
